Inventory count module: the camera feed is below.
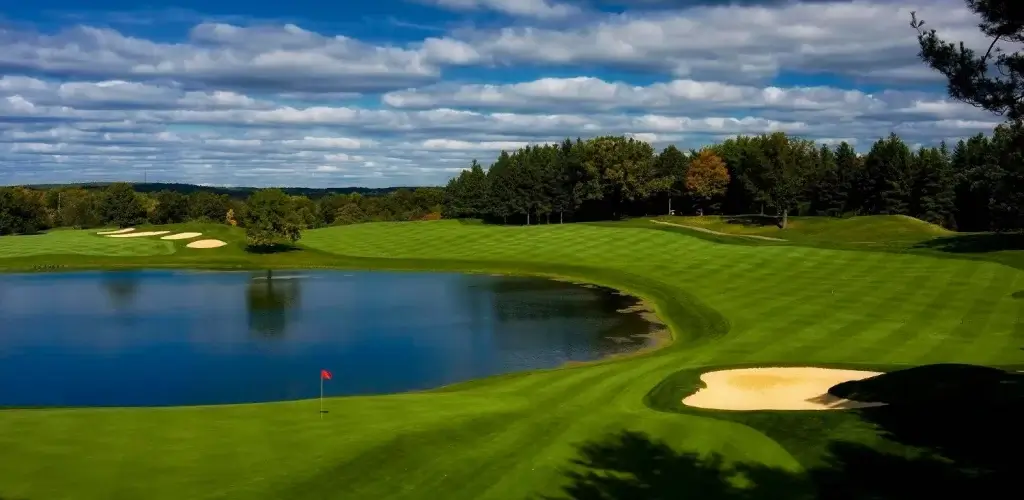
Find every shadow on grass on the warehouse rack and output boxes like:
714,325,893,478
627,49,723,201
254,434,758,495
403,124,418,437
244,244,301,254
540,429,1000,500
547,364,1023,499
830,363,1024,498
722,214,783,228
539,430,811,500
914,231,1024,253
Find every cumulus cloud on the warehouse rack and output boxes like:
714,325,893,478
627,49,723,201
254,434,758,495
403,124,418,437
0,23,439,93
420,0,581,19
382,76,995,123
421,0,985,83
0,0,1006,187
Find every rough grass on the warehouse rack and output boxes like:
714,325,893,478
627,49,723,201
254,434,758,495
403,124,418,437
0,217,1022,500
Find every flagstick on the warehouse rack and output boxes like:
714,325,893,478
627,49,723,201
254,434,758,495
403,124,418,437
320,375,324,419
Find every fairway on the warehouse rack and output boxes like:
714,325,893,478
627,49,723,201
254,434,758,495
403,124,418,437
1,219,1022,499
0,229,175,258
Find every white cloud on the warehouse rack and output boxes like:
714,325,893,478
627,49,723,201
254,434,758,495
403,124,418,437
0,0,1007,187
420,0,580,19
0,23,439,93
421,0,985,83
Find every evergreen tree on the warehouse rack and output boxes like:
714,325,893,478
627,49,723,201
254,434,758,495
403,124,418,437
912,145,956,226
863,134,915,215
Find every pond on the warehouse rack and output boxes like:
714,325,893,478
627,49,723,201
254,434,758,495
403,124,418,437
0,270,661,407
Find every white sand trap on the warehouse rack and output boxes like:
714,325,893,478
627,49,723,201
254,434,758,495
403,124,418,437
96,228,135,235
682,367,885,411
186,239,227,249
105,231,171,238
160,232,203,240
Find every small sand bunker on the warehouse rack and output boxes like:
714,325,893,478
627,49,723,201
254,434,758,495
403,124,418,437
96,228,135,235
186,239,228,249
683,367,885,411
160,232,203,240
105,231,171,238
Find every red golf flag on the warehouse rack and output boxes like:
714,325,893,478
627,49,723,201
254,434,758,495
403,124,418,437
321,369,332,380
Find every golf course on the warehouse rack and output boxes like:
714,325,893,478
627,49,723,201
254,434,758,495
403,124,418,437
0,215,1021,500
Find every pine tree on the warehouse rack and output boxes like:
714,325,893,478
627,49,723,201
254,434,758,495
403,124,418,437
912,145,956,227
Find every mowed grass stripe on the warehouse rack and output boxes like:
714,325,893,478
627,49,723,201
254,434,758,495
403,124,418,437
873,262,983,363
0,231,175,258
749,250,891,362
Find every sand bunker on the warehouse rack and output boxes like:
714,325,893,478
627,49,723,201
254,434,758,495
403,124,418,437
105,231,171,238
96,228,135,235
186,239,227,249
160,232,203,240
682,367,885,411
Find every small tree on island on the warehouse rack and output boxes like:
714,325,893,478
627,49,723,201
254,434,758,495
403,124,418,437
685,149,730,215
242,189,301,248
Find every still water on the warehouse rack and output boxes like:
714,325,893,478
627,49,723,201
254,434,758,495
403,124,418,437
0,270,659,407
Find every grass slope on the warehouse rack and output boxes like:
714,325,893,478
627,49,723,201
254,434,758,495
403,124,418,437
0,218,1021,500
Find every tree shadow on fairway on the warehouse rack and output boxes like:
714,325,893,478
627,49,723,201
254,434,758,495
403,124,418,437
914,232,1024,253
828,363,1024,498
540,430,814,500
723,214,783,228
244,243,301,254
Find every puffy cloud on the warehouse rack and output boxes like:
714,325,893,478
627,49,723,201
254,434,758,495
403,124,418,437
0,0,1006,187
419,0,581,19
421,0,985,83
0,23,439,93
382,76,995,123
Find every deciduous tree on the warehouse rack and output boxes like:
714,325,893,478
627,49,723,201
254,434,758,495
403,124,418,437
242,189,301,247
101,183,146,228
685,149,730,216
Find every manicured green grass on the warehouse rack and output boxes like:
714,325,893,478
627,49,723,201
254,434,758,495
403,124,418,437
0,217,1022,499
0,227,175,258
652,214,952,246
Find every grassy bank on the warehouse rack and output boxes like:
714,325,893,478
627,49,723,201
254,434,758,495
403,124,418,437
0,217,1022,499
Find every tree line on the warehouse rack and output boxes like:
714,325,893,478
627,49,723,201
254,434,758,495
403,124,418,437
0,182,445,240
443,125,1024,232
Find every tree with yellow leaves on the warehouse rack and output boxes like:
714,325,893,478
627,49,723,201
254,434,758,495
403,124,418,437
685,149,730,215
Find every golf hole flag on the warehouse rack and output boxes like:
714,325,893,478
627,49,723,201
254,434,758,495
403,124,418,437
319,369,332,417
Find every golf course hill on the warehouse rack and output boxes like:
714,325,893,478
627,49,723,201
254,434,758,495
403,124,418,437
0,214,1021,500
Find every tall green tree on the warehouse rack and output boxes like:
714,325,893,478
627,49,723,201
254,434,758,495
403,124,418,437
100,183,146,228
242,189,301,247
743,133,814,228
912,145,956,226
863,134,916,215
188,191,229,221
152,191,189,224
655,145,689,215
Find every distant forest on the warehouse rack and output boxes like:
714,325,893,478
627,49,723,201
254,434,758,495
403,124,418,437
0,182,445,235
442,127,1024,232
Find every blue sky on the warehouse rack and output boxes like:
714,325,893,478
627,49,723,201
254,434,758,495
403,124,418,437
0,0,1002,187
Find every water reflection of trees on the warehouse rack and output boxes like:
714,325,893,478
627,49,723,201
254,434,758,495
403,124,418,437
459,275,654,360
100,271,141,309
246,270,303,337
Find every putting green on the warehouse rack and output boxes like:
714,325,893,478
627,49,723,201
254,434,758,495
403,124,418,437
0,218,1021,499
